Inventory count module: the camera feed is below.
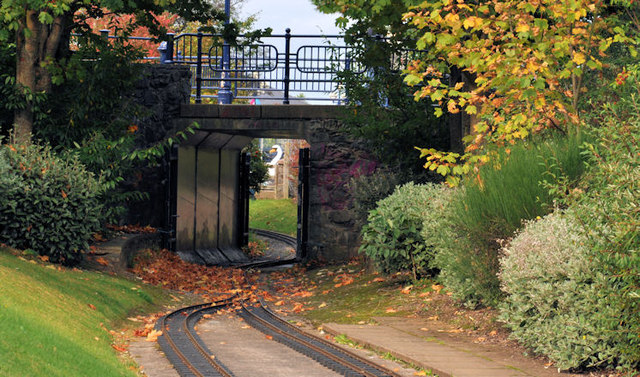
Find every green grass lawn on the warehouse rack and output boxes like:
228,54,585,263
249,198,298,236
0,248,169,377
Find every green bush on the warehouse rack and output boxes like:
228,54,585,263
34,34,148,224
572,74,640,369
0,143,102,265
434,134,587,307
242,140,270,194
499,212,619,370
359,182,449,279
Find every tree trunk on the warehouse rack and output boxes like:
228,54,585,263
14,10,39,144
13,11,65,144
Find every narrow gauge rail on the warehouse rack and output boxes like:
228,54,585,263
235,228,298,269
159,299,403,377
238,302,403,377
249,228,297,249
158,229,402,377
157,299,236,377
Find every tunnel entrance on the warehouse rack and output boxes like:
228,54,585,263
164,130,310,266
245,139,310,263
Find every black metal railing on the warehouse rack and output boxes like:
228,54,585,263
168,29,365,104
84,29,424,105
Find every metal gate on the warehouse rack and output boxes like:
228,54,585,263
238,152,251,247
296,148,310,260
163,144,179,251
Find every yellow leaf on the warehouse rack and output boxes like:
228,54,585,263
145,330,162,342
515,23,530,33
447,100,459,114
572,52,586,65
463,16,481,29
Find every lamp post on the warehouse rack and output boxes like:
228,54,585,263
217,0,234,104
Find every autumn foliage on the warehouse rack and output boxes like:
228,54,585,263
403,0,616,183
132,249,251,301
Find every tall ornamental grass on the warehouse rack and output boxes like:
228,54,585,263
434,134,586,307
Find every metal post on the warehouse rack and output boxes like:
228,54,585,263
163,143,179,251
238,152,250,247
296,148,310,259
283,28,291,105
166,33,175,64
217,0,234,104
196,31,203,104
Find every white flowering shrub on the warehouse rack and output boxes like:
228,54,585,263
499,211,619,370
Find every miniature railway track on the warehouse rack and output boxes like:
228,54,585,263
158,229,401,377
249,228,297,249
235,228,298,269
157,298,236,377
238,301,403,377
160,299,403,377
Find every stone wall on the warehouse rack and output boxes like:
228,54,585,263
125,65,191,226
306,119,378,261
133,65,192,147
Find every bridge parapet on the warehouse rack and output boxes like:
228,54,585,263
177,104,344,140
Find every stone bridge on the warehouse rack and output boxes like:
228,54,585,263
173,103,377,264
129,65,378,264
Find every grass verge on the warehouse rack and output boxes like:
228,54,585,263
299,264,433,325
0,247,169,377
249,198,297,236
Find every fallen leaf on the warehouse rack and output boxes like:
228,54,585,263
414,371,427,376
385,308,397,313
318,302,327,308
401,285,413,294
146,330,162,342
88,304,96,310
95,257,109,266
265,335,273,340
372,277,385,283
111,344,128,352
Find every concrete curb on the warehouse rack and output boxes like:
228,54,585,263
322,323,453,377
